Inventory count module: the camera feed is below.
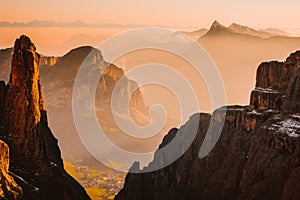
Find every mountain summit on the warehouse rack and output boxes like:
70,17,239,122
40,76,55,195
208,20,231,34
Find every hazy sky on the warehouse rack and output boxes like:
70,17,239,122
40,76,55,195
1,0,300,30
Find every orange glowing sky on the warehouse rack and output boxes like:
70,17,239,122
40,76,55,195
1,0,300,56
1,0,300,31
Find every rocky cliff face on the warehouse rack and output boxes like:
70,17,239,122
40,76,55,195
115,51,300,200
0,35,91,200
249,51,300,112
39,55,59,66
0,140,22,199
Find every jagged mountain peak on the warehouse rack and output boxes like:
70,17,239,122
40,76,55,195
0,35,91,200
205,20,235,36
203,21,289,38
210,20,228,30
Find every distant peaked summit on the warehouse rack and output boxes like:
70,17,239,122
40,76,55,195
206,20,235,36
210,20,229,31
211,20,225,28
204,20,291,38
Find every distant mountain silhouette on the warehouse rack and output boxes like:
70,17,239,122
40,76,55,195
228,23,274,38
201,20,292,38
182,28,208,40
260,28,293,37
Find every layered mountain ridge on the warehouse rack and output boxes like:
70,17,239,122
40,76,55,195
115,51,300,200
204,20,292,38
0,35,91,200
182,20,292,41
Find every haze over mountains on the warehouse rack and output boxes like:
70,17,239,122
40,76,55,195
1,20,300,156
0,20,298,56
1,20,300,151
0,45,178,167
0,20,196,29
197,20,300,109
182,20,293,41
1,20,300,199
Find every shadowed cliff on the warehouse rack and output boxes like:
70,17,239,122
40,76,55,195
116,51,300,200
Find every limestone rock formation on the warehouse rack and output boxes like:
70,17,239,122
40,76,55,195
0,35,91,200
115,51,300,200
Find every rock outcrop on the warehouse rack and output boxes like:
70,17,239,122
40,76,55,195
249,52,300,112
283,51,300,112
0,140,22,199
0,35,91,200
39,56,59,66
115,51,300,200
97,63,146,113
0,48,13,83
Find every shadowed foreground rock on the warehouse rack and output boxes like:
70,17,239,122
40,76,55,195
116,51,300,200
0,35,91,200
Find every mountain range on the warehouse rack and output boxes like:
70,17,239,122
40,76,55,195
182,20,293,41
1,20,300,160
